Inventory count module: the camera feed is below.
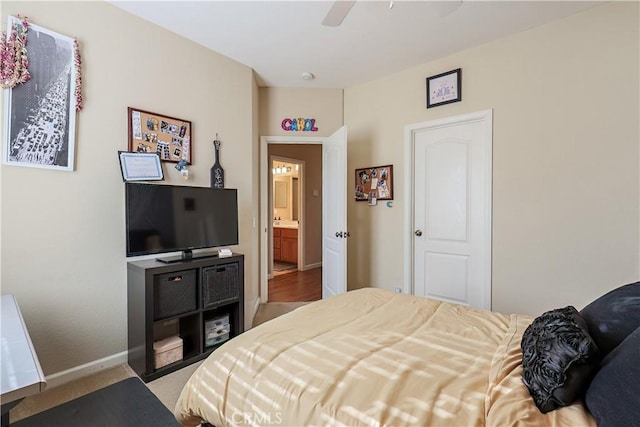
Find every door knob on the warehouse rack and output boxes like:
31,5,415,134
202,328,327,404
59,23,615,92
335,231,343,238
415,230,423,236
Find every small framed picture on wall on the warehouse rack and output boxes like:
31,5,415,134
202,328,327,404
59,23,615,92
426,68,462,108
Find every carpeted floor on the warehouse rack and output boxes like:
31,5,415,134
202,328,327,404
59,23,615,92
10,377,179,427
9,364,138,424
252,301,310,327
9,301,308,424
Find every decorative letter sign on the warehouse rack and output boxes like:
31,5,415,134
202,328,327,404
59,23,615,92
281,118,318,132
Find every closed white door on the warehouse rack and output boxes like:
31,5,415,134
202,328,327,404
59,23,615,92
410,111,492,309
322,126,348,298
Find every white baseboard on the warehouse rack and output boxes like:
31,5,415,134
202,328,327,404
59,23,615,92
45,350,129,389
46,298,265,388
302,262,322,271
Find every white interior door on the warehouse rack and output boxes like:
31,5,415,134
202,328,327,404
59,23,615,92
322,126,347,298
408,111,492,309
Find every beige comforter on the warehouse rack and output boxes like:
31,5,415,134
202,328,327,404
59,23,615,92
175,288,595,426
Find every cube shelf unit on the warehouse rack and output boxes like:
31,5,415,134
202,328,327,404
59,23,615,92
127,253,244,382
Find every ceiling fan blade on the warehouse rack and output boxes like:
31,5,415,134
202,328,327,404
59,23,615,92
322,0,356,27
430,0,463,17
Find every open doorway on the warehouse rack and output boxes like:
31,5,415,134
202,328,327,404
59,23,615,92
271,156,302,276
260,127,348,305
267,147,322,302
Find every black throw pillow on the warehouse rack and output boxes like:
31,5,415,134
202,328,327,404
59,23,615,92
521,306,599,413
580,281,640,358
585,326,640,427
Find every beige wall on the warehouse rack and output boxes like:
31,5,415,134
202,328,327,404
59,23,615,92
259,87,343,137
259,88,343,272
0,1,259,374
246,72,261,323
344,2,639,316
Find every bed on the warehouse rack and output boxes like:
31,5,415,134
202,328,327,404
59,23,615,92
174,288,602,426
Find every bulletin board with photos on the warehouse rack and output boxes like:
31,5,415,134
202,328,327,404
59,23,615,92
128,107,192,164
354,165,394,202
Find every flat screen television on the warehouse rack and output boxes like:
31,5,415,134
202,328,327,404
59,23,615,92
125,183,238,262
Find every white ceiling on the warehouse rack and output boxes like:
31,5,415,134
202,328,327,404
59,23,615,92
109,0,602,88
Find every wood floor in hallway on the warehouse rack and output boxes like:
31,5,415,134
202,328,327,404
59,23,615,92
268,267,322,302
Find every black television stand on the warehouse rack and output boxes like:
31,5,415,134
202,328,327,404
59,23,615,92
127,253,244,382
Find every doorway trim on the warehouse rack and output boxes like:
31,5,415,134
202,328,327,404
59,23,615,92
403,109,493,304
260,135,324,304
